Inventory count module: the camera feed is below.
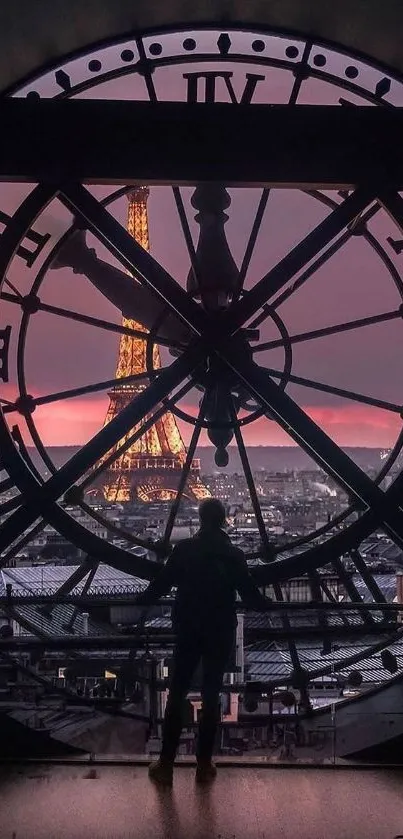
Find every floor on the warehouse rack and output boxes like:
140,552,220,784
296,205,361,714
1,761,403,839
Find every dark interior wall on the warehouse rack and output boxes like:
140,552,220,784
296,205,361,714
1,1,403,93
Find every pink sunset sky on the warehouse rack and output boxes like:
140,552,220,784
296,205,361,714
11,397,401,449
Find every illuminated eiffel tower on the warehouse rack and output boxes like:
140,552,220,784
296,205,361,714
98,186,209,503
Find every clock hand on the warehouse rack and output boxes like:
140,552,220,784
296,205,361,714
60,183,208,339
52,229,193,345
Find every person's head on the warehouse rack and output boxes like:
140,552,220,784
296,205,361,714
198,498,226,530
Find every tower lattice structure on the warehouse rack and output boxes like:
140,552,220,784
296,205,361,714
98,186,209,503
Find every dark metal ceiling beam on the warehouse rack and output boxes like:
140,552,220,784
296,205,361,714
1,100,403,187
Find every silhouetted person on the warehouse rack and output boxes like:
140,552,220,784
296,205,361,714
133,498,271,785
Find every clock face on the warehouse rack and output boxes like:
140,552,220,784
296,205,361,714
2,26,403,682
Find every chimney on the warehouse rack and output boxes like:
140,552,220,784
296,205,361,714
396,573,403,624
82,612,89,636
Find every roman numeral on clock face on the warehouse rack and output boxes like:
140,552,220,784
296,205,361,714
183,71,264,104
0,209,50,267
0,325,11,382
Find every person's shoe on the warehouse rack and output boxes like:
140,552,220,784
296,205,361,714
195,760,217,784
148,758,173,786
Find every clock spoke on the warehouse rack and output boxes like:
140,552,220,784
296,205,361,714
34,370,159,406
163,390,209,545
252,307,403,353
288,41,312,106
45,556,97,606
263,366,402,413
271,204,381,314
349,548,389,611
136,35,158,104
249,201,381,331
331,557,376,627
3,370,162,414
60,183,208,338
3,277,23,299
0,520,46,568
78,499,159,552
228,396,302,673
307,572,330,639
0,340,206,553
172,186,200,289
80,377,194,491
0,291,185,352
0,493,24,517
58,561,100,629
221,354,403,547
249,240,343,331
232,188,270,304
228,188,374,333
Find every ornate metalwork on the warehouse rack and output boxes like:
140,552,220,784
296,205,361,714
3,26,403,695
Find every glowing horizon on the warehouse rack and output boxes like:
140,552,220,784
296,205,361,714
2,389,397,449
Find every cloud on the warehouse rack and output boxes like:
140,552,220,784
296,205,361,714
245,404,401,447
0,388,400,449
1,385,109,446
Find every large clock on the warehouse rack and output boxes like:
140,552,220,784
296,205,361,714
2,26,403,685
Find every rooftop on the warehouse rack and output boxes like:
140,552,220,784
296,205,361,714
1,566,401,686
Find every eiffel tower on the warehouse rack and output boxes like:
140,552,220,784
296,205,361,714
96,186,209,503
